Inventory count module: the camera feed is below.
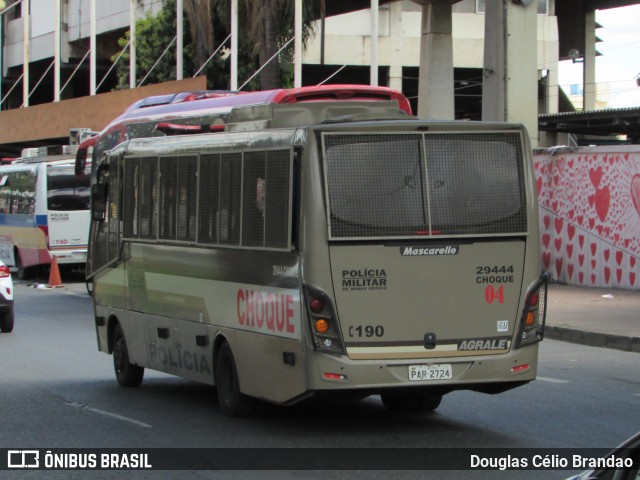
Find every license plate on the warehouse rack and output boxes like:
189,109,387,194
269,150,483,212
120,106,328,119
408,364,452,381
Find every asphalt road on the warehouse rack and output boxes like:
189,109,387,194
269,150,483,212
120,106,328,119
1,277,638,480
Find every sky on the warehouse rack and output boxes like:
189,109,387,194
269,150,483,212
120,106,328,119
558,4,640,109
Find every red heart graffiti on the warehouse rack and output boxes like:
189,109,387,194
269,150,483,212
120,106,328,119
590,243,597,256
536,178,543,196
631,174,640,219
542,253,551,271
631,272,636,286
616,268,622,284
604,267,611,285
543,215,551,231
554,217,564,235
595,186,610,222
555,238,562,252
578,254,585,267
566,245,574,258
555,258,563,277
578,235,585,249
568,264,574,279
604,249,611,262
567,224,576,241
542,234,551,249
589,167,603,189
615,251,623,266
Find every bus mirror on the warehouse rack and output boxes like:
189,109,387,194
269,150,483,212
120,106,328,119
91,183,107,221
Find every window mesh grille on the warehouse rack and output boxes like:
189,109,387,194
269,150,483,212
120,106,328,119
159,156,178,240
139,159,158,240
122,158,139,239
198,154,220,244
219,153,242,245
323,132,526,239
242,151,266,247
264,150,291,249
115,149,292,251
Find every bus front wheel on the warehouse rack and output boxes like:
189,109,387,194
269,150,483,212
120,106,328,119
112,324,144,387
215,342,255,417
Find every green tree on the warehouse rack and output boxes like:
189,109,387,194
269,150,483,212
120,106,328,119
113,0,317,91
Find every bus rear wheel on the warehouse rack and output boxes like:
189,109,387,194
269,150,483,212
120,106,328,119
112,324,144,387
215,342,255,417
15,254,34,281
380,392,442,413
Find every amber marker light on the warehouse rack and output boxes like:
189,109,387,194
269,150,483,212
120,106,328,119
315,319,329,334
525,311,536,327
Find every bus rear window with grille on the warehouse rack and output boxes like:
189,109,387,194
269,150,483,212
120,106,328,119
323,132,526,239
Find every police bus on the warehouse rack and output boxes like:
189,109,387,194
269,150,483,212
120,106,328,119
85,85,547,416
0,146,91,279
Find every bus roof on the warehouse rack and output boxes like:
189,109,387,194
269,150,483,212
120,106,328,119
101,85,412,133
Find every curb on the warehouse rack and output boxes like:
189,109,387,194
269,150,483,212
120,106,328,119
545,326,640,353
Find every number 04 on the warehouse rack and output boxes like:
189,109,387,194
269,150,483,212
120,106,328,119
485,285,505,304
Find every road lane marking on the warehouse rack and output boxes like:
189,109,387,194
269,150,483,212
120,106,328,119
537,376,570,384
65,402,152,428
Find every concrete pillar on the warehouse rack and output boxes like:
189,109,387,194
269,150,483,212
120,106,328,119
388,1,404,92
583,9,597,111
371,0,379,86
482,0,538,145
411,0,460,120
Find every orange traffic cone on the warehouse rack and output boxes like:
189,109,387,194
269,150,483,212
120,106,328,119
47,255,64,288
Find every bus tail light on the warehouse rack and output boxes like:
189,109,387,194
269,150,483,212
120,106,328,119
38,225,50,247
515,273,548,348
303,285,345,355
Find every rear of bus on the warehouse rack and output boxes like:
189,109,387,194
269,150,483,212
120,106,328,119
301,121,547,406
43,160,91,268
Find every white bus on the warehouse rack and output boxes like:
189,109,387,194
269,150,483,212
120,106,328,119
0,147,91,279
86,85,547,416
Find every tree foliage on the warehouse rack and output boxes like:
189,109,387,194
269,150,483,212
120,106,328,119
112,0,318,91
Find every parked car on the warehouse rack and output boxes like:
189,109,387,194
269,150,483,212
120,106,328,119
567,431,640,480
0,260,14,332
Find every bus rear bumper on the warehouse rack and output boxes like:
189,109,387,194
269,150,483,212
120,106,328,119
306,343,540,394
49,249,87,265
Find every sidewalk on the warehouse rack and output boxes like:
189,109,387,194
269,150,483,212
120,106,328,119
545,283,640,353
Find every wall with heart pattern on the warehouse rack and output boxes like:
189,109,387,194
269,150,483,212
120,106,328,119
535,146,640,290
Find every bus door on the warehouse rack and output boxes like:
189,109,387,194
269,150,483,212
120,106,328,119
322,131,530,362
46,163,91,262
